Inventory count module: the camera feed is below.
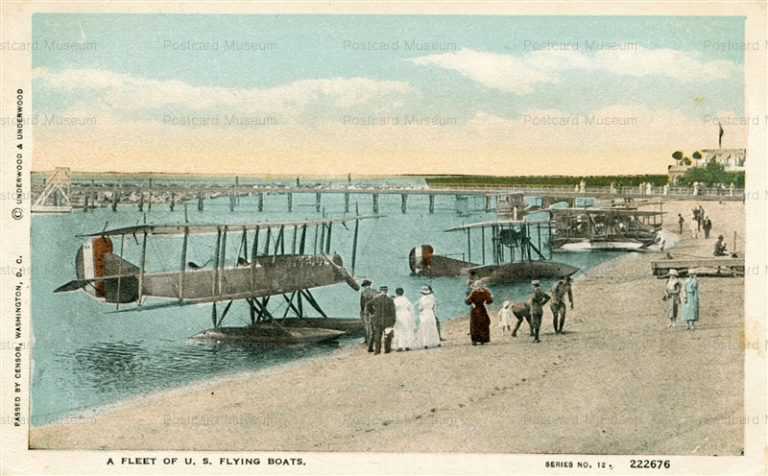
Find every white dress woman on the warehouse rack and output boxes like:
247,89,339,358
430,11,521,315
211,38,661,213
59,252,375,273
417,286,441,349
393,291,417,351
689,213,699,239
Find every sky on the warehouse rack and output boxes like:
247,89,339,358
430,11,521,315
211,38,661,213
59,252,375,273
31,14,748,176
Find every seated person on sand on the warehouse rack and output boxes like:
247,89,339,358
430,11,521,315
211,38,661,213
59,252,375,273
714,235,728,257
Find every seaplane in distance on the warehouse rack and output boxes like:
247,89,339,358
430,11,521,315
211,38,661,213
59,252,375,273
409,217,578,285
54,215,377,344
547,207,665,252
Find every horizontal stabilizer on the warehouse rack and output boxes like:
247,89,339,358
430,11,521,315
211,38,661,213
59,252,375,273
54,279,91,293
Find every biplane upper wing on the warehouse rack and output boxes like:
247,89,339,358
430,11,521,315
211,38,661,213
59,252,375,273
547,207,666,216
444,218,529,232
75,215,381,237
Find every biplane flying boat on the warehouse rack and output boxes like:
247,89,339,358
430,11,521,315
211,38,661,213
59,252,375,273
409,218,578,284
547,207,665,252
54,215,377,343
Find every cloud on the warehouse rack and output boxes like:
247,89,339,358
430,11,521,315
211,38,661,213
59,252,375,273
410,47,740,95
410,48,558,95
31,67,414,120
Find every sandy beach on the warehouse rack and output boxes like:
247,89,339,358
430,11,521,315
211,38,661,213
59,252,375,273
30,200,745,455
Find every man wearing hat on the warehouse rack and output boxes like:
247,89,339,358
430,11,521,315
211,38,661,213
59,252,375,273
365,285,397,354
359,279,377,347
528,280,550,343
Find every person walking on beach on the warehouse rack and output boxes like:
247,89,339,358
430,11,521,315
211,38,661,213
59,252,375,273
692,205,701,232
529,281,550,343
393,288,417,351
663,269,681,328
550,277,571,334
366,285,397,354
498,300,514,336
682,272,700,331
697,205,705,231
416,285,441,349
359,279,376,346
678,214,685,235
689,211,699,239
466,282,494,345
702,216,713,239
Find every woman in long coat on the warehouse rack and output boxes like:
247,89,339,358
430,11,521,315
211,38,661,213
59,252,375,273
466,283,493,345
682,272,700,331
664,269,681,328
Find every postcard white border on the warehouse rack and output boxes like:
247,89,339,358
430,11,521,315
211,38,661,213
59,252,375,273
1,1,766,475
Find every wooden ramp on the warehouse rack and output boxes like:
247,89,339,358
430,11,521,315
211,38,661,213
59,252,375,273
651,257,744,277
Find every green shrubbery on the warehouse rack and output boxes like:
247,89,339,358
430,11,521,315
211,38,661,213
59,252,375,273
677,161,744,187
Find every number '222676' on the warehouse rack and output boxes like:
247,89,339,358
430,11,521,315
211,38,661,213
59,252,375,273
629,459,671,469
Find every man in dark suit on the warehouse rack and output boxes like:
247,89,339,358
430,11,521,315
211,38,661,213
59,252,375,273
366,285,397,354
359,279,377,347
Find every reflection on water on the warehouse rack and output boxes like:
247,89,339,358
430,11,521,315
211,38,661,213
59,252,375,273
59,338,347,400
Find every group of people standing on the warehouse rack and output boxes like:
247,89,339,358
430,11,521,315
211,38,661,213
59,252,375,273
359,280,442,355
677,204,713,240
467,276,574,345
663,269,700,330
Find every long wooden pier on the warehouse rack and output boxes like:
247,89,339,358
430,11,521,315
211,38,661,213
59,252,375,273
30,172,745,215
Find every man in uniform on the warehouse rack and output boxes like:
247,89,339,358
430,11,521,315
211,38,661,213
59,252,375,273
366,285,397,354
529,280,551,343
359,279,377,347
550,276,574,334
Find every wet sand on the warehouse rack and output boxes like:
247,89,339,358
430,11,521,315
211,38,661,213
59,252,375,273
30,200,744,455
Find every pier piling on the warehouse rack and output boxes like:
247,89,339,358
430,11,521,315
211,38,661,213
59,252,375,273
372,193,379,214
147,179,153,212
257,192,264,212
344,192,350,213
287,192,293,212
197,193,204,212
484,195,492,213
401,194,408,214
428,194,435,214
315,192,322,213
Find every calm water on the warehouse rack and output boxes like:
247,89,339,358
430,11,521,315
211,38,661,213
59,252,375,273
31,177,617,425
